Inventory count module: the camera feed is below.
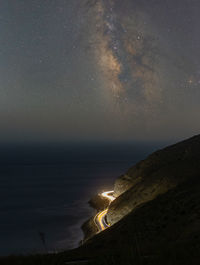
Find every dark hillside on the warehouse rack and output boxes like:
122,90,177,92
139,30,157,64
108,134,200,224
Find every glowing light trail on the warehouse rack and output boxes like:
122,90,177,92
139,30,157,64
94,190,115,231
101,190,115,201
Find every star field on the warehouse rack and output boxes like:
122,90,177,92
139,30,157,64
0,0,199,142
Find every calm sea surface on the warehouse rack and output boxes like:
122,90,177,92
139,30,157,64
0,142,167,255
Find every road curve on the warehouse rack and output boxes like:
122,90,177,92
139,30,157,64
101,191,115,201
94,191,115,232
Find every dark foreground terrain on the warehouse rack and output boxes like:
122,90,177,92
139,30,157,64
1,135,200,265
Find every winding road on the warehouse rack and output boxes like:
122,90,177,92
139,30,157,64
66,191,115,264
95,191,115,231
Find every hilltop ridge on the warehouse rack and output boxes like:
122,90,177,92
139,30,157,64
107,134,200,224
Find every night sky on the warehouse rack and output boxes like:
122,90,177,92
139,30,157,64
0,0,200,142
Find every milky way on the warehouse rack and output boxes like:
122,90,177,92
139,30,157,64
86,0,163,113
0,0,200,142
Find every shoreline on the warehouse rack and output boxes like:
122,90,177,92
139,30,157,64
81,191,115,242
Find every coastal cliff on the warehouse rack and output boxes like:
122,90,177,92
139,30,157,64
77,134,200,264
69,135,200,265
107,134,200,224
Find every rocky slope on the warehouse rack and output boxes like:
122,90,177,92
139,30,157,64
88,194,110,211
107,134,200,224
75,176,200,264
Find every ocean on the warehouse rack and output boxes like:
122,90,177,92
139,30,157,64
0,141,166,256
